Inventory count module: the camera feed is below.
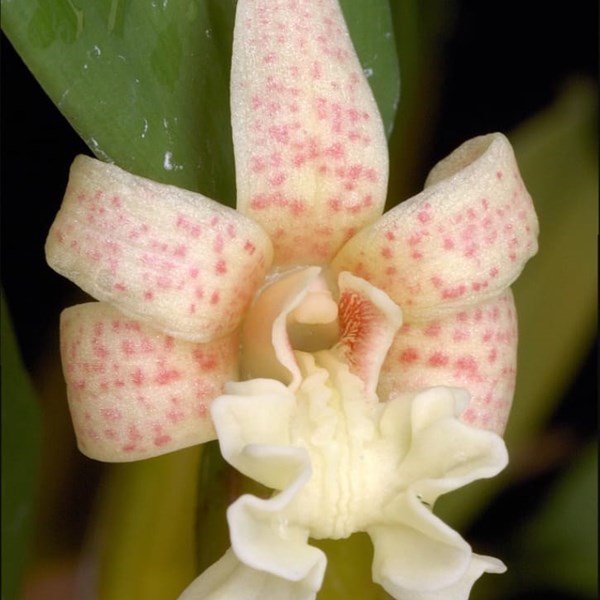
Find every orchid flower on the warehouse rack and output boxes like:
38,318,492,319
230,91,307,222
45,0,538,598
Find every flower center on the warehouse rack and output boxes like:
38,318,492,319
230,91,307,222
240,266,343,382
237,266,406,538
287,270,340,352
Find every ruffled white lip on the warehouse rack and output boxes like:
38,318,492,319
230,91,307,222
178,272,508,600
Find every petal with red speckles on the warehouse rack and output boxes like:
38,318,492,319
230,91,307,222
331,133,539,319
378,290,518,434
60,302,239,461
232,0,388,265
46,155,273,343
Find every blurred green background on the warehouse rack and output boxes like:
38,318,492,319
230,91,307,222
1,1,597,599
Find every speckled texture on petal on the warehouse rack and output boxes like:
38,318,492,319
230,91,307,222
232,0,388,265
46,155,273,342
331,133,538,318
60,302,239,461
379,290,518,434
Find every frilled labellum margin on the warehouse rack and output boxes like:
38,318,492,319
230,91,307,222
44,0,538,598
178,271,509,600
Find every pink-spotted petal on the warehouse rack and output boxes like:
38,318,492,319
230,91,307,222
60,302,238,461
232,0,388,265
334,272,402,395
46,155,273,342
332,133,538,318
378,291,518,434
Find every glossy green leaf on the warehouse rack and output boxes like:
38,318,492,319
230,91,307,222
2,0,399,207
2,0,238,203
437,81,598,529
340,0,399,138
1,290,42,600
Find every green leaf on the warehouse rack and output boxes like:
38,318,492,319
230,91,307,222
1,290,42,600
2,0,399,207
340,0,400,138
517,441,598,596
2,0,238,203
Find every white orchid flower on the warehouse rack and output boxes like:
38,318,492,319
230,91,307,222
45,0,538,598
